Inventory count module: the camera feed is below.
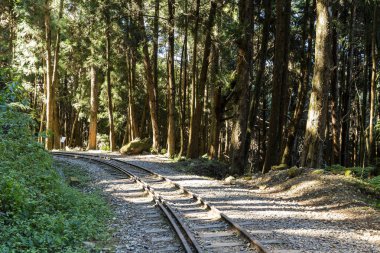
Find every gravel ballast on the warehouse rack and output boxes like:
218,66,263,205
54,156,183,253
116,154,380,253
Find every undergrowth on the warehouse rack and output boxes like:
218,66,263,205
0,84,111,252
325,164,380,190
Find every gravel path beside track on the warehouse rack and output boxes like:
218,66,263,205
118,154,380,253
54,156,183,253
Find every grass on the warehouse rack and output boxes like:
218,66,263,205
0,109,113,252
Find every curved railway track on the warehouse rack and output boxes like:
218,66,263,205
53,151,269,253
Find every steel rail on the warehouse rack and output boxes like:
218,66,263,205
53,151,270,253
53,153,200,253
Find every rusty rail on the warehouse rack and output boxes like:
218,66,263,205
53,151,270,253
53,152,201,253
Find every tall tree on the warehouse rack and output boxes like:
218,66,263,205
153,0,159,116
301,0,333,168
135,0,160,151
178,0,189,157
230,0,254,175
44,0,54,150
281,0,315,166
187,0,201,158
330,4,340,164
167,0,176,157
340,4,356,166
369,4,377,163
244,0,272,166
262,0,292,173
208,43,221,159
105,2,116,151
128,50,140,140
88,65,98,150
52,0,64,149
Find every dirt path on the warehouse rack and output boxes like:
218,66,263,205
116,154,380,253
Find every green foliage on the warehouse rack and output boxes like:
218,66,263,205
287,166,303,178
0,81,29,110
271,164,288,171
368,176,380,190
120,138,151,155
0,105,111,251
375,121,380,141
175,158,229,179
311,169,325,175
326,165,375,179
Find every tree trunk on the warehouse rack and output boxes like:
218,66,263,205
167,0,176,157
301,0,333,168
281,0,315,166
153,0,159,118
88,65,99,150
230,0,254,175
39,60,47,144
44,0,54,150
51,0,64,149
244,0,272,166
105,7,116,151
340,5,356,166
188,0,219,158
178,0,188,157
330,5,340,164
135,0,160,151
187,0,201,158
369,5,377,163
128,51,140,140
262,0,292,173
208,44,221,159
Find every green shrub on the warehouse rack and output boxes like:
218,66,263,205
271,164,288,171
120,138,151,155
325,165,374,179
311,169,325,175
368,176,380,190
326,164,346,174
0,104,111,251
350,167,375,178
287,166,302,178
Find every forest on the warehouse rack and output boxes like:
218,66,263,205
1,0,380,175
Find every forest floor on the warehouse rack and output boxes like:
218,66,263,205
56,151,380,252
117,153,380,252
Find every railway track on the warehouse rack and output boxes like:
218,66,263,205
53,151,269,253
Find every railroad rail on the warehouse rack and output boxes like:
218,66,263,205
53,151,270,253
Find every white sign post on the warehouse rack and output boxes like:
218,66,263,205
60,137,66,150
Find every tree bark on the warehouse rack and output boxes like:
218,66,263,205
136,0,160,151
52,0,64,149
301,0,333,168
153,0,159,117
208,44,221,159
128,51,140,140
369,5,377,163
340,4,356,166
187,0,201,158
281,0,315,166
178,0,188,157
105,6,116,151
88,65,98,150
330,5,340,164
44,0,54,150
262,0,292,173
230,0,254,175
167,0,176,157
244,0,272,166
